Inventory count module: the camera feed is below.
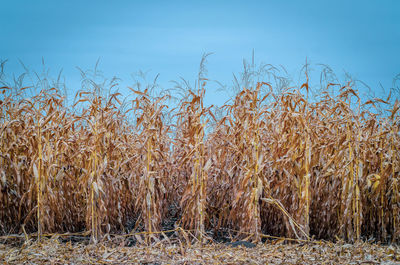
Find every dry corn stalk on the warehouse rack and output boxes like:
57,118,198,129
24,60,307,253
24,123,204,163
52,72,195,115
178,82,210,242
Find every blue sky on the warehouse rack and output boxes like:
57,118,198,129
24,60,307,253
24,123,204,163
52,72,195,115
1,0,399,106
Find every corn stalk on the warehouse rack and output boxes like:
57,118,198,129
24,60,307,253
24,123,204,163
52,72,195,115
179,85,208,242
35,115,43,242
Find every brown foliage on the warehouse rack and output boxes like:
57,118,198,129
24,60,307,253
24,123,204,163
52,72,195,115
0,72,399,244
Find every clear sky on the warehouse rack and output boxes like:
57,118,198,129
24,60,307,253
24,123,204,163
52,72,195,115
1,0,399,106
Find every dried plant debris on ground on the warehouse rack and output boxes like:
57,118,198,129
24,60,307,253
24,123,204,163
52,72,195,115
0,238,399,264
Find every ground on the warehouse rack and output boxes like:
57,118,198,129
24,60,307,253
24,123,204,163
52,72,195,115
1,237,399,264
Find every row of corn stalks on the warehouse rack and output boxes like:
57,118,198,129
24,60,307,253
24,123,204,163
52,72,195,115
0,75,399,244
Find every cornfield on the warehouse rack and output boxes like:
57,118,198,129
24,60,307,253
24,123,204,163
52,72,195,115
0,61,399,246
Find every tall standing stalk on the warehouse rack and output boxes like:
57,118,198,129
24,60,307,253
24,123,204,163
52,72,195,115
391,124,399,241
347,120,354,240
131,88,169,243
36,115,43,242
228,83,269,242
303,129,311,237
354,99,361,242
198,121,206,242
178,81,208,242
193,84,206,242
379,126,386,241
91,100,99,243
355,129,361,241
146,138,152,241
300,71,311,238
252,113,261,242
